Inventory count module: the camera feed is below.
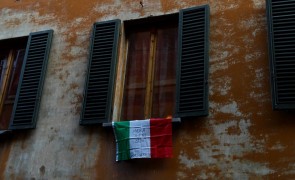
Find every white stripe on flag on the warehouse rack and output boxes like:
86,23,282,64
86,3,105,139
129,120,151,159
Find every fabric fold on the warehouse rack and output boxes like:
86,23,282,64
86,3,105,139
112,118,173,161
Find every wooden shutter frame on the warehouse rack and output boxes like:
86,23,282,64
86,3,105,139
266,0,277,109
9,30,53,130
266,0,295,110
175,5,210,118
80,19,120,125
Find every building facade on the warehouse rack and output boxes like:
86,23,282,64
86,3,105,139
1,0,295,179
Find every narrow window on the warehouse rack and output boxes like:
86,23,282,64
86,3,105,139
0,37,27,130
121,15,178,120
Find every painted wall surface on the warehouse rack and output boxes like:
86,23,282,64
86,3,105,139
1,0,295,179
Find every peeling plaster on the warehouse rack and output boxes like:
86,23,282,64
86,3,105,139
212,120,255,149
270,142,286,152
253,68,264,88
210,101,242,116
244,51,262,62
239,15,265,38
93,0,147,21
178,119,274,178
210,76,232,96
0,9,57,39
283,163,295,175
211,1,240,12
251,0,264,9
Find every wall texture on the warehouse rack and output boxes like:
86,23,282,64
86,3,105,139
1,0,295,179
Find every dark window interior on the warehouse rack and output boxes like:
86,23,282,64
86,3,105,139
0,36,28,129
121,14,178,120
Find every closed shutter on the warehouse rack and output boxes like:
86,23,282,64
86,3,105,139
175,5,210,117
9,30,53,129
267,0,295,110
80,20,120,125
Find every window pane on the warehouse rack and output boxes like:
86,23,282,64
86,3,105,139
7,49,25,97
0,57,8,89
152,27,177,118
0,55,9,130
121,31,150,120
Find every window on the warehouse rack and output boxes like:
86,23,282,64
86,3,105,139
0,37,27,130
0,30,53,130
80,5,210,125
121,15,178,120
266,0,295,110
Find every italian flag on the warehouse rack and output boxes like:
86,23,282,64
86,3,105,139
112,118,173,161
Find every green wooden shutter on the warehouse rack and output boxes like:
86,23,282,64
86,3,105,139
267,0,295,110
175,5,210,117
9,30,53,130
80,20,120,125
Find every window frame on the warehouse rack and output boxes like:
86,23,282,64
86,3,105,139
0,49,26,130
120,14,179,120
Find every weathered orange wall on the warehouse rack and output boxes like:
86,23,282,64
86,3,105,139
1,0,295,179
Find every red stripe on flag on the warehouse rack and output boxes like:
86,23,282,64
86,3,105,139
150,118,173,158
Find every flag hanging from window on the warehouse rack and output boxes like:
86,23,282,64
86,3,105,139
112,118,173,161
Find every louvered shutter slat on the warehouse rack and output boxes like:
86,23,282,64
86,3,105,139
175,5,209,117
80,20,120,125
267,0,295,109
9,30,53,130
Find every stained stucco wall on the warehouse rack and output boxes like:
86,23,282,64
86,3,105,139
1,0,295,179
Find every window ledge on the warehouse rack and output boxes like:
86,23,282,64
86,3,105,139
102,118,181,128
0,130,12,135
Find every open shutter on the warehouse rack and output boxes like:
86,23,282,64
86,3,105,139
80,20,120,125
9,30,53,129
267,0,295,110
175,5,210,117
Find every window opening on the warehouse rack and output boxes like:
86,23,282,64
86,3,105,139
121,15,178,120
0,37,27,129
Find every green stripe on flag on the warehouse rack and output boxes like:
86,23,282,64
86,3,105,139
113,121,130,161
